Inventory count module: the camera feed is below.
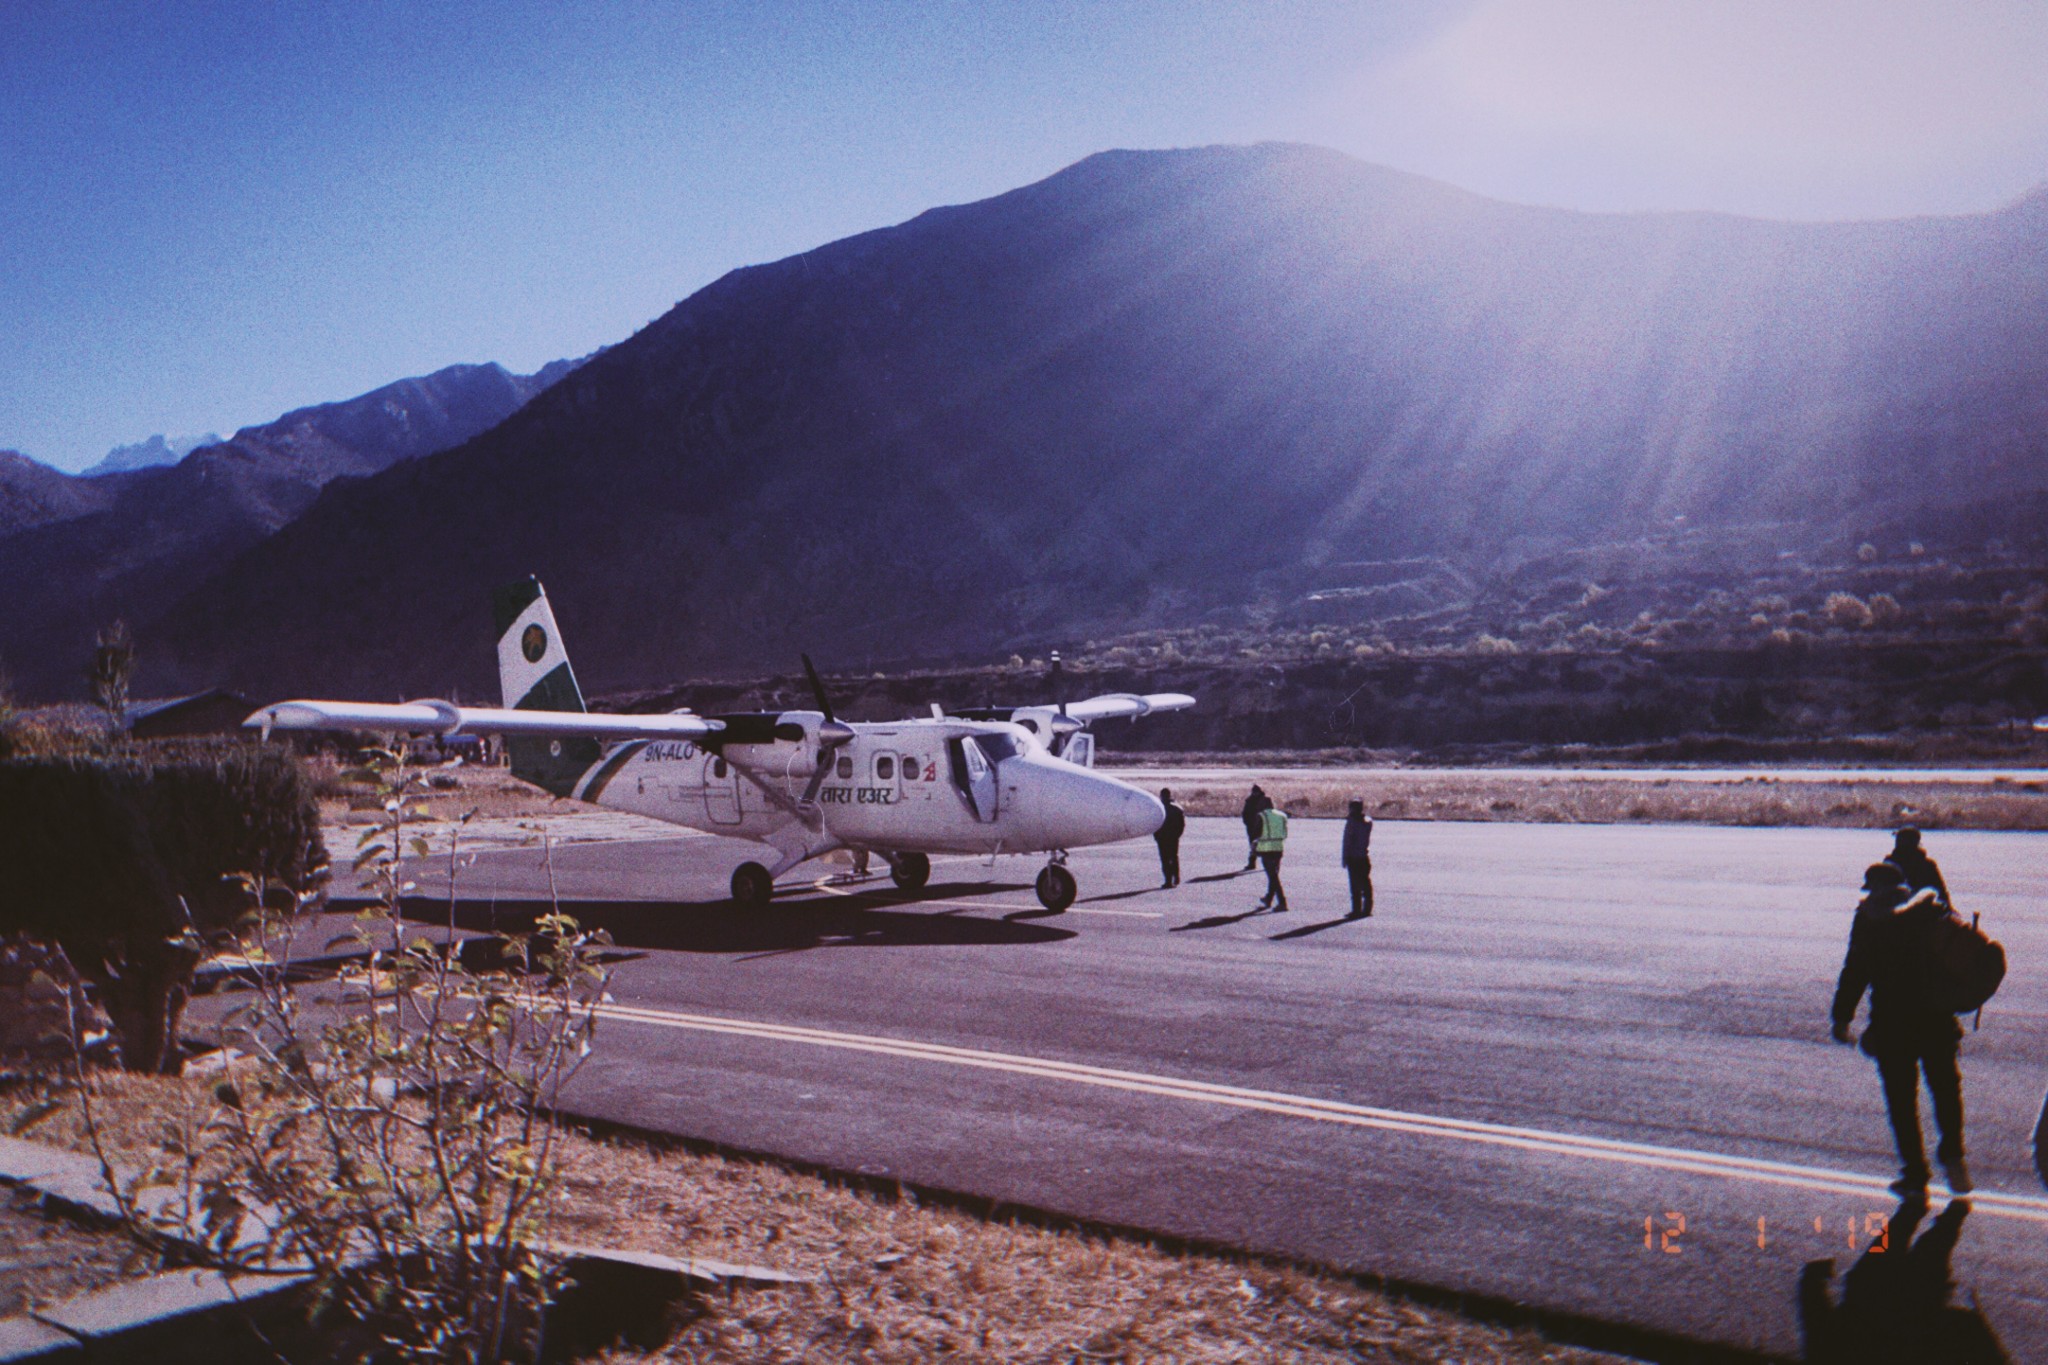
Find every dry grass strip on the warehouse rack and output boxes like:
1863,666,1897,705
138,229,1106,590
5,1077,1637,1364
1120,770,2048,831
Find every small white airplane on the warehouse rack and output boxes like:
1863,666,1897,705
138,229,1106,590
246,578,1193,911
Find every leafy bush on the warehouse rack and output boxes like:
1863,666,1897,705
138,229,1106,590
0,742,326,1072
89,753,611,1362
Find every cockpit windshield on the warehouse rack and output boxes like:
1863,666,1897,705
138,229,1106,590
973,733,1023,765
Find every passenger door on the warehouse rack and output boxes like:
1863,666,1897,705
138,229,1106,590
703,754,743,824
949,737,999,822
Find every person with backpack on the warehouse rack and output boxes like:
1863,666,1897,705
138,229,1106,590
1254,800,1289,911
1340,799,1374,918
1239,785,1270,872
2035,1085,2048,1192
1885,827,1950,902
1831,862,1970,1197
1154,788,1186,889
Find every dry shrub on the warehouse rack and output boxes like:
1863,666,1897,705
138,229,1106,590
68,753,610,1362
1824,592,1874,628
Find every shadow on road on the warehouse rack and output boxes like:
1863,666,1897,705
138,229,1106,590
1186,869,1253,885
1078,886,1164,904
387,885,1075,955
1170,906,1273,932
1797,1197,2008,1364
1269,916,1362,941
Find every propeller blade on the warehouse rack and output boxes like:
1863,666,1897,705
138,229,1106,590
802,753,835,805
801,653,837,725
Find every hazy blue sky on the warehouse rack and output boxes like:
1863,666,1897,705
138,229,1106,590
7,1,2047,471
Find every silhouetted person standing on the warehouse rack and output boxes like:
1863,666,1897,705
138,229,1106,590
1240,785,1270,872
1341,799,1373,918
1254,801,1289,911
1155,788,1185,888
1886,826,1950,903
2034,1084,2048,1192
1833,862,1970,1196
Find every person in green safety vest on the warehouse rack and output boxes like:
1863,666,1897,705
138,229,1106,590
1254,801,1289,912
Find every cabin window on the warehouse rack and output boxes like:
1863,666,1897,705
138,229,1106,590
837,755,853,779
901,757,920,781
713,758,729,778
876,756,895,780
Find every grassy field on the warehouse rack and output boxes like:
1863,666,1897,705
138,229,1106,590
6,1077,1630,1364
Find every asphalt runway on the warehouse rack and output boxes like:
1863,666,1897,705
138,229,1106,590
418,817,2048,1359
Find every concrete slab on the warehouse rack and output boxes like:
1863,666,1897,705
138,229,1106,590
33,1268,306,1361
0,1140,101,1189
0,1315,80,1362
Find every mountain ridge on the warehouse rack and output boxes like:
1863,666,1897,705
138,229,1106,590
0,358,582,696
23,142,2048,705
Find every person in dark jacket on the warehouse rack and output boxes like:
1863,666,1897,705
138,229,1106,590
1340,799,1373,918
1833,862,1969,1196
1239,785,1270,872
1155,788,1186,888
2034,1084,2048,1192
1885,827,1950,903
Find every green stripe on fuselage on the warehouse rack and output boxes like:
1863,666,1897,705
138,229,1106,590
582,740,648,803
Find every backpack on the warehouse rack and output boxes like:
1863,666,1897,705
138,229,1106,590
1927,908,2006,1015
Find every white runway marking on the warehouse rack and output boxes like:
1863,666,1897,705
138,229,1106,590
594,1002,2048,1225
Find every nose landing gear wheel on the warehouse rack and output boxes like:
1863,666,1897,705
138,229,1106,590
890,852,931,891
1035,864,1077,912
731,861,774,907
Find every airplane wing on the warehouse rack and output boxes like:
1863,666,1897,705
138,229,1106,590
243,699,724,741
1059,692,1196,723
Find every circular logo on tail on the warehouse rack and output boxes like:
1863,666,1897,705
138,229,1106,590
521,624,547,663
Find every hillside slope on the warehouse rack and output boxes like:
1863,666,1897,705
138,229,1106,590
130,143,2048,700
0,360,578,696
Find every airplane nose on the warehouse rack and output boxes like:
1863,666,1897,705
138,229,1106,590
1119,784,1165,841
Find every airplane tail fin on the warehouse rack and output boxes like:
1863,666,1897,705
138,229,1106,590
492,578,599,796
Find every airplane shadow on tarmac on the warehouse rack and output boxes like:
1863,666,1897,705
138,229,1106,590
389,883,1075,955
1797,1197,2009,1364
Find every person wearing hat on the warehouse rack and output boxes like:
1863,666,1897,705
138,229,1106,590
1885,827,1950,903
1832,861,1970,1197
1154,788,1186,888
1340,799,1374,919
1239,785,1271,872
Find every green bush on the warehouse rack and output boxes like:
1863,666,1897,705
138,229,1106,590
0,742,327,1073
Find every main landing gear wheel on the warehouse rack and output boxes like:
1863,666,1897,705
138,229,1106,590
890,852,931,891
1035,864,1077,913
731,861,774,907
